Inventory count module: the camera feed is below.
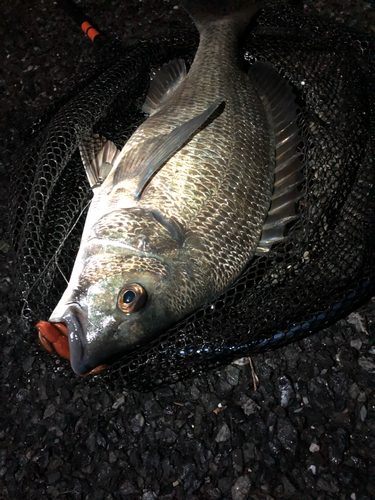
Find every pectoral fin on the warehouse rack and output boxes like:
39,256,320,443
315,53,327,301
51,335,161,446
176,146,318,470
79,134,121,188
114,99,224,198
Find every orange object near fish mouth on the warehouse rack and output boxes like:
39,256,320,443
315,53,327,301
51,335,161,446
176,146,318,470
36,320,70,359
36,320,107,375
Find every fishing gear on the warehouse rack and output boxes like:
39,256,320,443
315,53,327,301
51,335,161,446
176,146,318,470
57,0,103,42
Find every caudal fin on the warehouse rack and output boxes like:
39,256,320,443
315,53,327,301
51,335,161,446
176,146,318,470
180,0,263,34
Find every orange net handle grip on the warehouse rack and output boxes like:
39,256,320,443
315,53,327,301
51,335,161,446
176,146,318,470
81,21,100,42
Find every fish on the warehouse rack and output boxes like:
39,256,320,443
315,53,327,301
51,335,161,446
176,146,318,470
37,0,304,375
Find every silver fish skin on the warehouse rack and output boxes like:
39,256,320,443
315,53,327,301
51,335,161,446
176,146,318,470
49,0,292,375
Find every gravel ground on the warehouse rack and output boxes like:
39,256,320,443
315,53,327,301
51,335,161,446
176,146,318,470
1,1,375,499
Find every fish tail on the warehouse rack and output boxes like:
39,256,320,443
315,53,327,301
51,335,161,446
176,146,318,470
180,0,262,34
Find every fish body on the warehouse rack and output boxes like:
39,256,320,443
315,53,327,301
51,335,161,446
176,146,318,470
47,0,303,375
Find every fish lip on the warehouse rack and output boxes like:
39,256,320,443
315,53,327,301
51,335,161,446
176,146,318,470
53,303,96,376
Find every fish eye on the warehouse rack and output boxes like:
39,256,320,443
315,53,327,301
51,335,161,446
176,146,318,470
117,283,147,313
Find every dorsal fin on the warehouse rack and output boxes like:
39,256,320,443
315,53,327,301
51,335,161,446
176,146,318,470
142,59,187,116
114,99,224,199
250,62,305,255
79,134,121,188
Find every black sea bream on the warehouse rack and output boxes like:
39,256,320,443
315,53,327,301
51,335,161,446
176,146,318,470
43,0,303,374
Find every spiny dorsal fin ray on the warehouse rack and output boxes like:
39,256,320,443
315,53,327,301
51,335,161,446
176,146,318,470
114,99,224,199
249,61,305,255
142,59,187,116
79,134,121,188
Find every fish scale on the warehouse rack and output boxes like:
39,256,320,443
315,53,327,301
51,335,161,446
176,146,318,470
115,58,273,297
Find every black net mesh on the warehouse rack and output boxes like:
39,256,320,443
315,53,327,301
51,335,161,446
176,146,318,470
7,4,374,390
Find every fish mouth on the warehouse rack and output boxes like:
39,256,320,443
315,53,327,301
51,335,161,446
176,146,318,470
50,303,107,376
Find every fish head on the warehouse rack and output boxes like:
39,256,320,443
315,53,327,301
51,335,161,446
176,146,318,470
50,252,184,375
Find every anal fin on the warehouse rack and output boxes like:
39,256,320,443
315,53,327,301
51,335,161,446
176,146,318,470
142,59,187,116
250,62,305,255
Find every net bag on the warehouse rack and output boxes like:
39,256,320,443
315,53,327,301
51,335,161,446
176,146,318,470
8,4,375,389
